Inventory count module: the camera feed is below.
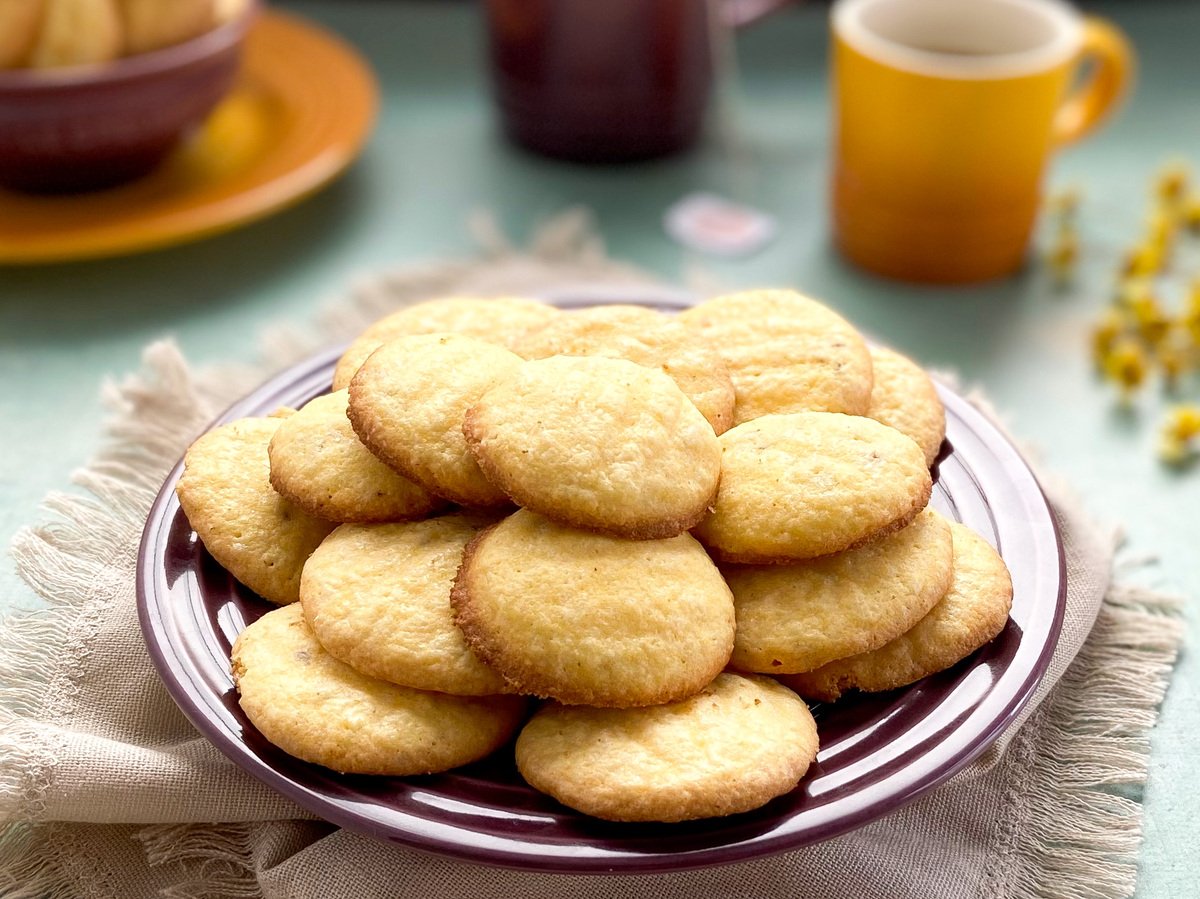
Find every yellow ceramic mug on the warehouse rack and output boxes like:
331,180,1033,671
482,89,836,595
831,0,1133,283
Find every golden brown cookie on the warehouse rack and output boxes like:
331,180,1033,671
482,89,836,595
515,673,819,822
332,296,559,390
693,412,932,563
30,0,122,67
867,346,946,467
118,0,216,55
678,289,873,424
267,390,444,523
727,508,954,674
513,304,736,434
464,355,721,539
176,417,334,605
347,333,524,508
0,0,44,68
231,604,527,775
300,515,508,696
782,522,1014,701
452,509,735,707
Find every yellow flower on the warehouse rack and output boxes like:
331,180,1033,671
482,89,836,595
1091,308,1128,366
1129,291,1172,347
1103,337,1148,397
1047,227,1079,285
1155,162,1190,205
1165,404,1200,440
1122,242,1164,278
1183,195,1200,232
1115,277,1151,307
1160,405,1200,463
1157,327,1194,390
1182,279,1200,344
1146,207,1178,257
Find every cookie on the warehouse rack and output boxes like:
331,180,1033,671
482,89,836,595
347,333,525,508
267,390,444,523
781,522,1014,701
867,346,946,467
451,509,735,707
727,508,954,674
230,604,527,775
513,304,736,434
678,289,873,424
30,0,122,68
515,673,819,822
464,355,722,539
0,0,43,68
693,412,932,563
119,0,216,56
176,417,335,605
300,514,508,696
331,296,559,390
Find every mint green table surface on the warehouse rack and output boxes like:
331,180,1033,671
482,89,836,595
0,2,1194,895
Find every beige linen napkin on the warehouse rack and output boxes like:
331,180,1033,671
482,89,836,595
0,218,1184,899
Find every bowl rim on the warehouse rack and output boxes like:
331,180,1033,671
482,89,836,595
0,0,259,90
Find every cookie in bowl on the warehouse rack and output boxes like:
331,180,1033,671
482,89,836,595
0,0,255,192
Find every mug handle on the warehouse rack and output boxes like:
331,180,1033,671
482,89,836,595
721,0,795,29
1053,17,1135,146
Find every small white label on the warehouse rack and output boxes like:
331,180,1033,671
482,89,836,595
664,193,777,257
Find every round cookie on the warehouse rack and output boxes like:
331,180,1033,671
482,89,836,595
727,508,954,675
176,417,335,605
515,673,819,822
867,346,946,467
513,304,736,434
693,411,932,563
464,355,721,539
782,522,1014,701
332,296,559,390
231,604,527,775
268,390,444,523
678,289,874,424
452,509,735,707
347,333,525,508
300,514,508,696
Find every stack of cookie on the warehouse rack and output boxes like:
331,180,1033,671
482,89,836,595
175,289,1013,824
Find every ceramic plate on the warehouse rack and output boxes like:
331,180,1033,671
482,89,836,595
137,293,1065,873
0,10,377,264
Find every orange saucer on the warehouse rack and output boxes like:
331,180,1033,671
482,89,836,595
0,9,378,264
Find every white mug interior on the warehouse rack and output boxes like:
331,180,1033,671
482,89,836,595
832,0,1082,78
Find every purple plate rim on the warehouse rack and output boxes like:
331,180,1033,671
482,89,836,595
136,290,1066,874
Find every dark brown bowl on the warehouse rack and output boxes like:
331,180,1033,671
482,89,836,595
0,5,255,193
